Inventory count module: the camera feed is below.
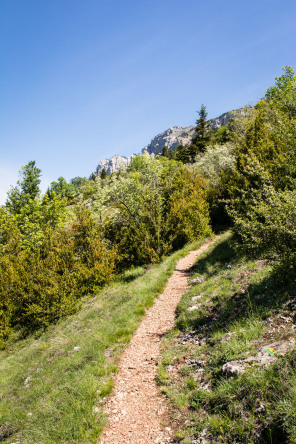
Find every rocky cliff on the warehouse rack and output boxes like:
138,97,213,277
91,106,252,177
92,154,136,177
142,126,195,156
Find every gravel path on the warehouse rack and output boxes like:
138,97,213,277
99,241,212,444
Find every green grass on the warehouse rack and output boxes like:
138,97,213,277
159,231,296,443
0,237,209,443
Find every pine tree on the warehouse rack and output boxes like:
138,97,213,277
100,168,107,179
174,141,190,163
188,104,211,161
161,145,169,157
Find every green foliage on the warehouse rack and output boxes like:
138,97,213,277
18,193,68,251
185,143,235,228
225,66,296,269
0,239,201,443
159,232,296,443
193,143,236,188
1,192,68,253
101,155,211,267
266,65,296,117
161,145,169,157
6,161,41,213
100,168,107,179
0,207,21,256
103,155,179,266
228,157,296,268
0,202,116,346
47,176,81,200
186,104,211,162
211,123,231,144
172,105,212,164
165,167,211,249
174,141,189,163
0,154,208,344
70,205,117,292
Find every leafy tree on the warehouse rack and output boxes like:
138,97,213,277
165,167,211,249
0,207,21,256
6,161,41,213
227,156,296,269
47,176,80,200
4,163,69,252
104,156,172,266
101,155,210,266
70,176,86,188
226,66,296,270
189,143,236,227
193,143,236,188
211,124,231,144
266,65,296,108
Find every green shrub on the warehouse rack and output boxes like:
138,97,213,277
0,206,117,346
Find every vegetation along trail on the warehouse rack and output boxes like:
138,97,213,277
99,240,213,444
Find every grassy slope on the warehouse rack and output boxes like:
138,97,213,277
0,237,209,444
159,231,296,443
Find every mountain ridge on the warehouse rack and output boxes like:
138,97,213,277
91,105,252,177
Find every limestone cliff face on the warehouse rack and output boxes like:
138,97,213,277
142,126,195,156
91,105,253,177
210,105,252,129
93,154,136,177
141,108,250,156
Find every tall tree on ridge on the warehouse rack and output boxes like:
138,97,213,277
187,104,211,162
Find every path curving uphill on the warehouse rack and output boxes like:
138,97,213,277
99,241,212,444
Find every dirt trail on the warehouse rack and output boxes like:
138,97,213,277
99,241,212,444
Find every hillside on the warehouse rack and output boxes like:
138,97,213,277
0,67,295,443
159,232,296,443
0,241,205,443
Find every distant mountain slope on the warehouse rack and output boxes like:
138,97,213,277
142,125,195,156
92,154,136,177
91,105,252,177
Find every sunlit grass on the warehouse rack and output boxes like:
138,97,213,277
0,237,208,443
159,231,296,443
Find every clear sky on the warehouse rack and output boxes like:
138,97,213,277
1,0,296,202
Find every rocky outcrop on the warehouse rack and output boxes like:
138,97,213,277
210,112,232,129
142,106,253,157
91,105,253,177
209,105,252,130
92,154,136,177
142,126,195,156
222,338,295,376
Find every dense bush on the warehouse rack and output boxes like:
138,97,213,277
225,66,296,269
0,205,116,347
102,157,211,266
78,155,211,268
165,167,211,249
227,157,296,268
186,143,236,228
0,155,212,346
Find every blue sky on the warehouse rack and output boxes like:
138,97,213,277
1,0,296,202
